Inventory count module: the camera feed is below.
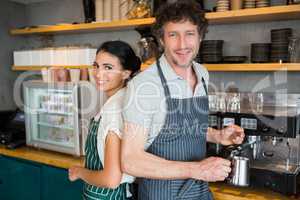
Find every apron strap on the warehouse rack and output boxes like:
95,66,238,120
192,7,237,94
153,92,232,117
201,77,208,96
156,59,172,99
157,59,209,98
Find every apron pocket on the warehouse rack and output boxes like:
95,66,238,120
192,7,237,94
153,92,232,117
171,179,209,199
138,179,171,200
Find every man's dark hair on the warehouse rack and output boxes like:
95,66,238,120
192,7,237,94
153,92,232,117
152,1,208,41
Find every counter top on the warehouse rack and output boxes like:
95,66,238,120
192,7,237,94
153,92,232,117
0,145,84,169
0,145,299,199
210,183,299,200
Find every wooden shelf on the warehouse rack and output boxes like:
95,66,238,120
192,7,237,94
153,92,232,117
10,5,300,35
205,63,300,71
12,63,300,72
206,4,300,25
10,18,155,35
140,63,300,72
12,65,92,71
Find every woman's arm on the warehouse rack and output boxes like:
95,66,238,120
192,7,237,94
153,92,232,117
69,131,122,189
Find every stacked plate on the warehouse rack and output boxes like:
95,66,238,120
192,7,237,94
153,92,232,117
255,0,270,8
251,43,271,63
270,28,293,62
223,56,248,63
216,0,230,12
271,28,292,43
244,0,256,8
198,40,224,63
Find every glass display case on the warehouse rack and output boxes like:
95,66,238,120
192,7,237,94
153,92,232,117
23,81,104,156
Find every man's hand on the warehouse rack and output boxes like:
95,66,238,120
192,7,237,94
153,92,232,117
219,124,245,146
191,157,231,182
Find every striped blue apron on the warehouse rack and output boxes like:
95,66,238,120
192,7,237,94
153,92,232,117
83,118,129,200
138,60,213,200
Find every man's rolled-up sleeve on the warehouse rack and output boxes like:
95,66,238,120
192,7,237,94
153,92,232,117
122,77,161,129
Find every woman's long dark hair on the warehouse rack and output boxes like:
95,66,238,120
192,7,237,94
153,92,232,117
96,40,141,79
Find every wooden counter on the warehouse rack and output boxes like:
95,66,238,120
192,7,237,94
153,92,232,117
0,145,299,199
0,145,84,169
210,183,299,200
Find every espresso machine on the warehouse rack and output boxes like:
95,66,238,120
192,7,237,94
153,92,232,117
208,92,300,195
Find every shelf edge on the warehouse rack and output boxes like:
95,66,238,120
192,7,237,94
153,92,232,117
10,5,300,35
12,63,300,72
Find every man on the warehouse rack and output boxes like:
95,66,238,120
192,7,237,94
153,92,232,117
121,1,245,199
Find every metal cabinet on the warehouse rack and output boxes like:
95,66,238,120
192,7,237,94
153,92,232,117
0,155,83,200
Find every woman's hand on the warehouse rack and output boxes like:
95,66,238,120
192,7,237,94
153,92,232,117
68,166,83,181
219,124,245,146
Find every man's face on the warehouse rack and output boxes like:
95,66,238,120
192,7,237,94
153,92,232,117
161,20,201,69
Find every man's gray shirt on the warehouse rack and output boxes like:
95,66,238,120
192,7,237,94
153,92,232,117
122,55,209,149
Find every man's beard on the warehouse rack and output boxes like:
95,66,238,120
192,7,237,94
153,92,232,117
171,53,196,68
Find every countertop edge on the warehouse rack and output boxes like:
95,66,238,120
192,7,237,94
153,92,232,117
0,145,298,200
0,146,84,169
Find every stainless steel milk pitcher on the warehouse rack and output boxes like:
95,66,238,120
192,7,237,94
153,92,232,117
227,156,250,187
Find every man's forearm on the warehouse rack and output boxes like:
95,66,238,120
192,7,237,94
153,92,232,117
122,122,200,180
207,127,221,144
122,151,197,180
121,123,235,182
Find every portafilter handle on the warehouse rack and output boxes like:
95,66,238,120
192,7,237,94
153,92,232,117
226,142,254,159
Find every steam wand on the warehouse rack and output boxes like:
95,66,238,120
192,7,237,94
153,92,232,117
286,139,291,170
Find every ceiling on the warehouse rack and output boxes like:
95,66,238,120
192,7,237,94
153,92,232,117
9,0,50,4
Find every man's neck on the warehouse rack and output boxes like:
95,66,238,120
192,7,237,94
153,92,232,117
171,63,198,93
171,63,195,80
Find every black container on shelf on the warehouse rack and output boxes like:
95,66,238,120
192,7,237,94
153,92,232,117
83,0,95,23
222,56,248,63
198,40,223,63
270,28,293,62
251,43,271,63
271,28,292,43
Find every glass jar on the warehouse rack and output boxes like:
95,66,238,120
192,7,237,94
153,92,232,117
287,0,300,4
288,37,300,63
127,0,151,19
138,37,159,64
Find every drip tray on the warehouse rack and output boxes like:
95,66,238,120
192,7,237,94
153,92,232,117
252,161,300,174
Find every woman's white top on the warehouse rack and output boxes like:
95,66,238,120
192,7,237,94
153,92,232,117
94,88,135,184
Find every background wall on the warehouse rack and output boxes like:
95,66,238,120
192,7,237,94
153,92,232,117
24,0,140,52
7,0,300,101
0,0,27,110
207,21,300,94
203,0,300,93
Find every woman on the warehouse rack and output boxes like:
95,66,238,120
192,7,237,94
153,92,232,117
69,40,141,200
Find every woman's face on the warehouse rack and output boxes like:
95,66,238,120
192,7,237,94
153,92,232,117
93,51,130,97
